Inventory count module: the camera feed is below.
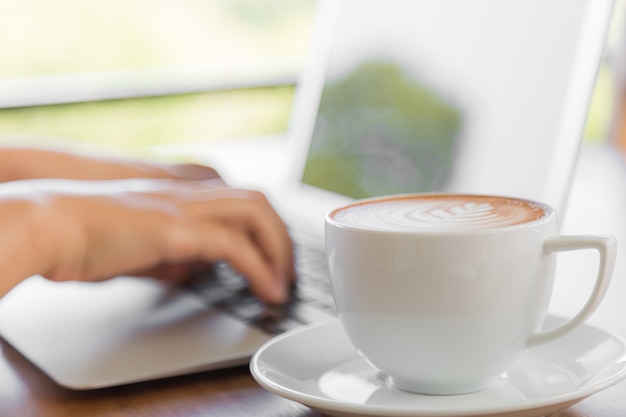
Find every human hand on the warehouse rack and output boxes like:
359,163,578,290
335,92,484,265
0,178,294,304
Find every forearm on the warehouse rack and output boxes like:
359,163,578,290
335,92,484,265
0,197,51,297
0,147,171,183
0,146,223,184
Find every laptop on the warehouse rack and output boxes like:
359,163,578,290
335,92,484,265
0,0,613,389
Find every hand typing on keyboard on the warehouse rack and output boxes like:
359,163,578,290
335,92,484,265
189,245,336,334
0,146,296,304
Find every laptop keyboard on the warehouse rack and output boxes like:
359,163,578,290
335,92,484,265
186,244,336,334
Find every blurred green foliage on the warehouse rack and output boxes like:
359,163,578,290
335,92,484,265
302,62,463,198
0,86,294,158
0,0,314,159
0,0,618,162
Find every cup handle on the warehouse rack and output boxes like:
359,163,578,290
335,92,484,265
526,235,617,348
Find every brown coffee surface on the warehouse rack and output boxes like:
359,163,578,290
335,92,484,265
331,194,547,231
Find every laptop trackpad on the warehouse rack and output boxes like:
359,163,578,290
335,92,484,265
0,275,271,389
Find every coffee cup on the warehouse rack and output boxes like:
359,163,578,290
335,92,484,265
325,193,616,395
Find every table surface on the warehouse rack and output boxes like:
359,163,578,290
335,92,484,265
1,141,626,417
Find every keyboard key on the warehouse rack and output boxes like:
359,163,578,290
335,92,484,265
186,242,336,335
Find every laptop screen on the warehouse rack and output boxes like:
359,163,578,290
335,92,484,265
289,0,613,229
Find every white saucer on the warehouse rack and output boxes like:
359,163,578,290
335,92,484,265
250,315,626,417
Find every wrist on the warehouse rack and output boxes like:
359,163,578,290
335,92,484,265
0,197,53,296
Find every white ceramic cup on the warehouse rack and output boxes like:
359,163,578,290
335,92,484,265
325,193,617,395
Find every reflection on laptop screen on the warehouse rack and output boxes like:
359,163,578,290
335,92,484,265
302,61,463,199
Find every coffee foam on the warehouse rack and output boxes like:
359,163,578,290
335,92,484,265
331,195,547,231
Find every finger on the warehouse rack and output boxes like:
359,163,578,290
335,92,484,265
163,221,288,303
221,198,294,286
164,163,222,181
186,192,295,284
129,263,196,284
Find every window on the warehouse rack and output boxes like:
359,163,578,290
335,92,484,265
0,0,316,157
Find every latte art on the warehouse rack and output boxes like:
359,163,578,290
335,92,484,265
331,195,547,231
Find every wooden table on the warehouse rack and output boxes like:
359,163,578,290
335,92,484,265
0,339,624,417
0,142,625,417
